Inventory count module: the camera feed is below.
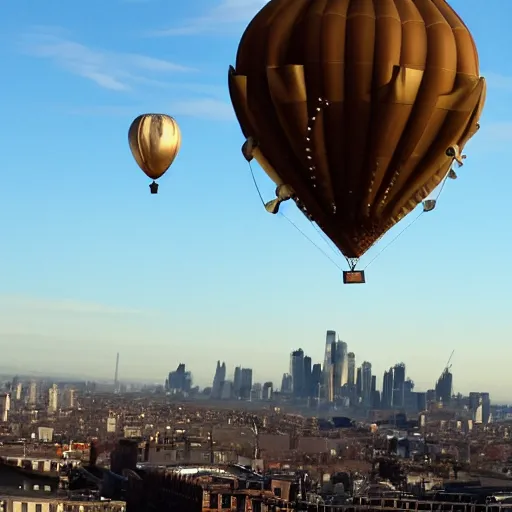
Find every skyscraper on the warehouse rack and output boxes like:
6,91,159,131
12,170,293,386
262,382,273,400
323,330,336,400
28,381,37,406
281,373,292,394
0,394,10,422
331,340,348,398
233,366,242,398
167,364,192,394
361,362,372,405
371,376,380,408
334,340,348,395
381,368,394,409
211,361,226,399
240,368,253,400
303,356,312,397
311,364,322,399
48,384,58,414
356,367,362,400
469,392,491,424
62,389,76,409
392,363,406,408
347,352,356,386
481,393,491,424
435,368,453,404
290,349,305,398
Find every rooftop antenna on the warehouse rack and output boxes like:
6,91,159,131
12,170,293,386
114,352,119,393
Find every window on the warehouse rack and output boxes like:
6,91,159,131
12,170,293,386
202,452,211,461
273,487,281,497
221,495,231,509
236,497,246,512
36,505,42,512
209,494,218,509
21,503,28,512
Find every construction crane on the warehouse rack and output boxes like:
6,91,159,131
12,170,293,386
443,350,454,374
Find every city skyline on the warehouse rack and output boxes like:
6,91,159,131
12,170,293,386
0,311,507,400
161,330,487,404
1,1,512,401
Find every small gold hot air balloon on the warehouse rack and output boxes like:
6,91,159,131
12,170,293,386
128,114,181,194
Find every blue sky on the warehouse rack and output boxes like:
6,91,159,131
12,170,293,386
0,1,511,400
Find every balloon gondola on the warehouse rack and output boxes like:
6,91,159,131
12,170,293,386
128,114,181,194
229,0,486,283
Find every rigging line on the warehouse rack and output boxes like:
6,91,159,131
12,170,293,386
363,210,424,270
312,222,342,258
246,160,343,271
435,170,451,202
247,161,266,207
280,212,344,271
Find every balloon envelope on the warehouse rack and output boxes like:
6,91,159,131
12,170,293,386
128,114,181,181
229,0,486,259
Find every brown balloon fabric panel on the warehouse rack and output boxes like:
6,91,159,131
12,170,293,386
229,0,485,258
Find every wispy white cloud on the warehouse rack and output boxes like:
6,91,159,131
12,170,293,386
19,26,194,91
62,98,233,121
170,98,234,120
151,0,267,36
0,294,156,316
65,105,135,116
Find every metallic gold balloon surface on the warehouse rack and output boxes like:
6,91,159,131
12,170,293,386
128,114,181,189
229,0,486,259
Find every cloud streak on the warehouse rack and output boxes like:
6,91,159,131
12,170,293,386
20,27,194,91
170,98,234,120
63,100,234,121
0,294,156,316
151,0,267,36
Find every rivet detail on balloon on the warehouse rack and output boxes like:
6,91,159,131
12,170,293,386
304,97,330,191
380,168,401,207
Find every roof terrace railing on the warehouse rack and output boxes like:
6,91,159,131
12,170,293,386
302,497,512,512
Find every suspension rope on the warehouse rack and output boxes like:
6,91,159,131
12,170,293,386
280,213,344,271
362,168,454,271
246,160,454,273
247,162,266,207
363,210,424,270
436,175,449,200
246,161,343,271
312,222,342,258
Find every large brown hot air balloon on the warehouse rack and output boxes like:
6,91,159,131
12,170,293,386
128,114,181,194
229,0,486,282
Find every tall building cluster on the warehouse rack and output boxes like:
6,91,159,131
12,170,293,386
165,364,193,395
469,392,491,424
162,330,492,423
211,363,257,401
281,349,322,400
0,378,77,417
435,368,453,404
310,330,428,411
